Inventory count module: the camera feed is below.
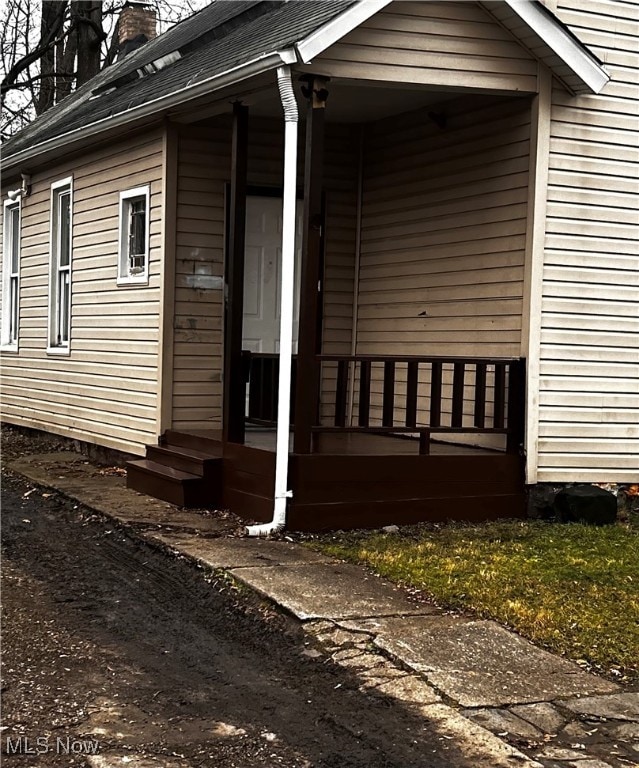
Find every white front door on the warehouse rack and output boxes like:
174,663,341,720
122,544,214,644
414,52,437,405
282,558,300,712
242,195,302,353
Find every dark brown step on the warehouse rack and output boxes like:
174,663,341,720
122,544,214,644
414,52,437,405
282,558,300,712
126,459,215,508
146,444,222,480
162,430,223,455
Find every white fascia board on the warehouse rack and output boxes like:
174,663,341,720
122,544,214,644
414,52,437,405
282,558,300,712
295,0,394,64
505,0,610,94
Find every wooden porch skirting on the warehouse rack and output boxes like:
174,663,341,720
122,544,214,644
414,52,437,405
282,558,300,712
214,430,525,531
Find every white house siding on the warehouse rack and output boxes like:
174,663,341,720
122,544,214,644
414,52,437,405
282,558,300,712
355,93,532,445
171,116,358,432
536,0,639,482
305,0,538,93
0,129,164,455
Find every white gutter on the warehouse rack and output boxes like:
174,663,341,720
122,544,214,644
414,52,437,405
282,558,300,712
3,50,296,173
246,65,298,537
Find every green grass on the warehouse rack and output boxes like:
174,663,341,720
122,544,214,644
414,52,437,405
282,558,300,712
308,520,639,680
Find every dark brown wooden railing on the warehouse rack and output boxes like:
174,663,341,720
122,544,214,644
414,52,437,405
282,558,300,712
244,352,525,455
244,352,297,426
316,355,525,455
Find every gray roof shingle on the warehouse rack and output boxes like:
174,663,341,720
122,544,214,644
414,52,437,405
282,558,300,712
3,0,355,162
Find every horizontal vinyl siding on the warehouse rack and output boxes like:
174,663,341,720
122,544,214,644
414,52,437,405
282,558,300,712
353,94,531,447
172,117,358,431
359,94,531,357
172,120,229,431
322,124,359,357
306,1,538,93
536,0,639,482
0,130,164,455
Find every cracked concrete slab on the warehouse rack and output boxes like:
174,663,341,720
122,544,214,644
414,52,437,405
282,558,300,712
419,704,543,768
462,708,543,743
229,562,436,620
557,692,639,722
510,702,566,734
148,533,334,569
339,616,618,708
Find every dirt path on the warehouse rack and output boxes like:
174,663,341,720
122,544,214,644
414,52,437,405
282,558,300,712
1,468,474,768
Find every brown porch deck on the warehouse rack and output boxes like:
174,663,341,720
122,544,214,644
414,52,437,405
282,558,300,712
127,353,527,530
151,426,525,532
197,427,498,456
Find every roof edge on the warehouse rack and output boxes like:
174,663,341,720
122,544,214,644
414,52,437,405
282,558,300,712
499,0,609,94
3,50,293,172
295,0,393,64
297,0,609,96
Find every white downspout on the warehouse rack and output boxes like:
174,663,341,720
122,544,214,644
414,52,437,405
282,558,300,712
246,65,298,537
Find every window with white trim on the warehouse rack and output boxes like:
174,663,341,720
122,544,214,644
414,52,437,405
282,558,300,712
48,177,73,353
2,199,21,349
118,186,150,284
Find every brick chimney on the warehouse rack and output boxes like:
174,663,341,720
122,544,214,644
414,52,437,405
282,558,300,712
118,1,157,57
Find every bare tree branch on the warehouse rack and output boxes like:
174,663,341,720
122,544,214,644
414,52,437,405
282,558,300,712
1,0,209,137
1,0,67,100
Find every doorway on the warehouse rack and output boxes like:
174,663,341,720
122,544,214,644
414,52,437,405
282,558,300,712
242,195,302,353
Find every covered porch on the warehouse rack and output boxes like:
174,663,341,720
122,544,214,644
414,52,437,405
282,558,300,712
128,1,544,529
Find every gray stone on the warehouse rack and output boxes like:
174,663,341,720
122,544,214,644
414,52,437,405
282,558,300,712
553,484,617,525
340,616,618,708
564,761,614,768
511,702,566,734
612,722,639,740
537,746,589,760
558,692,639,722
462,708,543,742
229,562,435,621
148,533,333,569
560,721,594,740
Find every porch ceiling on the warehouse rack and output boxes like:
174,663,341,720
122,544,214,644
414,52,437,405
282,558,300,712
248,79,458,124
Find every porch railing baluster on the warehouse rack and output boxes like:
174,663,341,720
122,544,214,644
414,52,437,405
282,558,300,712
430,361,442,428
493,362,506,429
335,359,348,427
358,360,371,427
405,360,419,429
382,361,395,427
259,357,268,422
474,363,487,428
451,362,465,428
269,355,278,422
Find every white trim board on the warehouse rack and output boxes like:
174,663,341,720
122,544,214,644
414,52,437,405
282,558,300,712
297,0,609,96
295,0,393,63
480,0,609,94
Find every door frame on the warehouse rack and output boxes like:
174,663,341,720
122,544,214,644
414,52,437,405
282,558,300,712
222,183,326,442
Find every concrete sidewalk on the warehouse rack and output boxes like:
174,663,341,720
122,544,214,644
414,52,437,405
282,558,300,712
8,451,639,768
